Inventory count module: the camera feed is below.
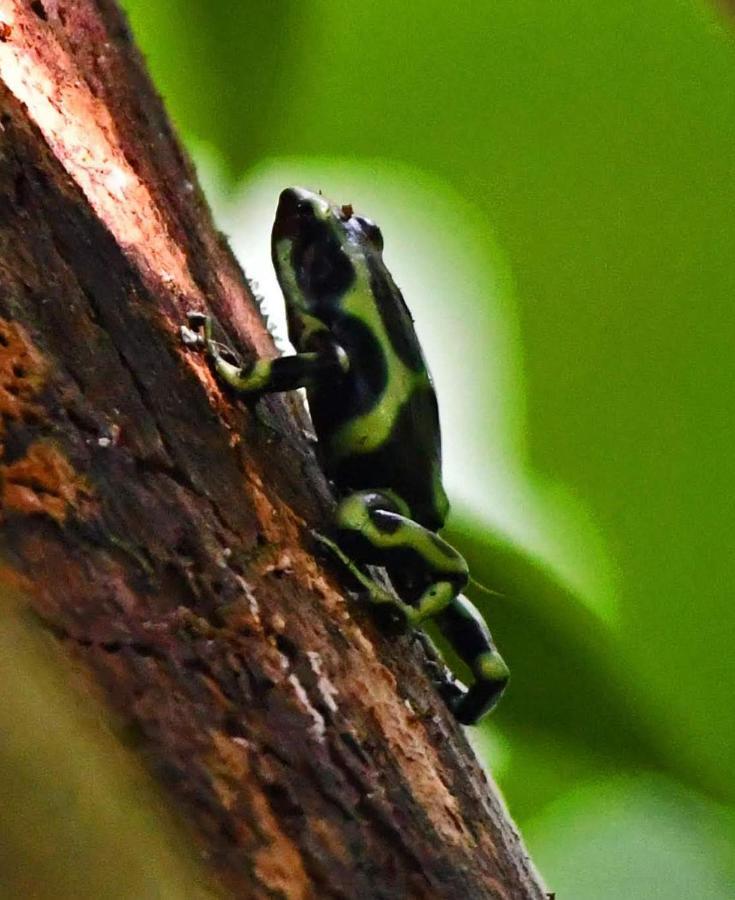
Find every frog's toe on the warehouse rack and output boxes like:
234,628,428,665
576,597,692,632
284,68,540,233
180,325,204,347
437,676,468,711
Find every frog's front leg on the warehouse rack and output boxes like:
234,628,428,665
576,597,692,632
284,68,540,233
332,489,509,724
182,312,348,394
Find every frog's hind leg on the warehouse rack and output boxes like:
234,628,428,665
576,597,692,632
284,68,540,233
327,489,508,724
331,490,469,626
435,594,509,725
333,489,508,724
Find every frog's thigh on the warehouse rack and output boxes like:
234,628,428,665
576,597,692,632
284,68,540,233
333,490,468,582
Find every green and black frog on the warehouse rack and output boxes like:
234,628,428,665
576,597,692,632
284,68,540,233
182,187,509,724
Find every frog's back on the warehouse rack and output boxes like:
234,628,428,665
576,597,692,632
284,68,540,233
308,256,449,530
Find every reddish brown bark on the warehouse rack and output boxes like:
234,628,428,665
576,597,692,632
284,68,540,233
0,2,545,897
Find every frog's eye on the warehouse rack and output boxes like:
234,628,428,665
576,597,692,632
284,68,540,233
299,238,354,300
296,198,315,216
356,216,384,252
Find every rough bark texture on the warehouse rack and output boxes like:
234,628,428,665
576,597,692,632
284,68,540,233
0,2,545,897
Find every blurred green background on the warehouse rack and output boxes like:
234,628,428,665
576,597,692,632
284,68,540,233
120,0,735,895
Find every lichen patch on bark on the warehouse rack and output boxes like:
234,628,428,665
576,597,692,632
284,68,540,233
0,318,91,523
209,731,310,900
0,318,47,427
1,440,93,522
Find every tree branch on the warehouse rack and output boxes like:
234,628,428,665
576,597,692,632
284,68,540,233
0,1,545,897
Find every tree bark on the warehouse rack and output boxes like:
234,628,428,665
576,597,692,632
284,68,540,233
0,2,546,897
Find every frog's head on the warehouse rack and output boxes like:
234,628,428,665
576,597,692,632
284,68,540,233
271,187,384,340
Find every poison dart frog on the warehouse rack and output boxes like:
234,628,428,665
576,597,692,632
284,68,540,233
182,187,509,724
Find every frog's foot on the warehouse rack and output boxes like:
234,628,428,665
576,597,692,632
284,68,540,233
181,311,209,348
311,529,394,603
181,312,242,369
311,529,420,629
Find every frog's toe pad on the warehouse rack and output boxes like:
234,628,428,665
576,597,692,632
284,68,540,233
186,310,208,329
